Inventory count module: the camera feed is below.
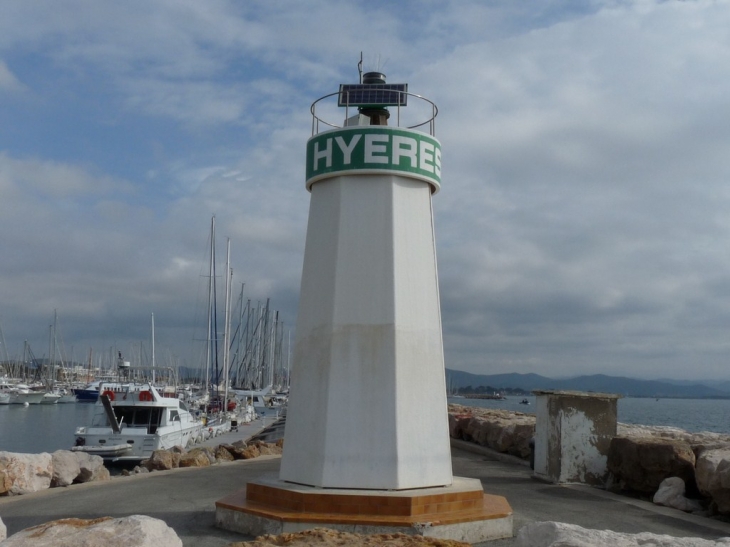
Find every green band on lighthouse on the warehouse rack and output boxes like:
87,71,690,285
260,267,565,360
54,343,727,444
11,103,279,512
306,127,441,192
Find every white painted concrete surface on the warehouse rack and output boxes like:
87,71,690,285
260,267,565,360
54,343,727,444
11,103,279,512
279,168,452,490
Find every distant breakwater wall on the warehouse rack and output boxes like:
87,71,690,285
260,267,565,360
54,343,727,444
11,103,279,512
448,403,730,516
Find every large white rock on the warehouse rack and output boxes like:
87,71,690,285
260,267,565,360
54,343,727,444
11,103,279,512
0,452,53,495
0,515,6,541
73,451,109,483
696,448,730,513
653,477,703,513
0,515,182,547
51,450,81,487
516,522,730,547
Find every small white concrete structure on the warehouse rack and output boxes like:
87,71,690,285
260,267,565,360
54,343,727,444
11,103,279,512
533,390,620,485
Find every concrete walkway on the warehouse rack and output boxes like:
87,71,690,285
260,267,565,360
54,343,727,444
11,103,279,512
197,414,285,449
2,441,730,546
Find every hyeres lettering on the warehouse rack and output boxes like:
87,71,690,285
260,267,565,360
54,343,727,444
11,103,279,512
306,128,441,191
419,140,434,173
334,134,361,165
392,135,417,168
313,138,332,170
364,134,389,164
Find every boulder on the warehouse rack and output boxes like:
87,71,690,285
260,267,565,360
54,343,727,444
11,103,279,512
241,445,261,459
0,515,5,541
143,450,180,471
448,412,473,440
231,527,470,546
618,424,730,450
516,521,730,547
202,446,217,464
653,477,703,513
51,450,81,487
0,467,10,495
121,465,150,476
214,445,235,462
73,452,110,483
460,411,535,459
607,436,696,493
0,451,53,495
221,443,251,460
446,406,535,460
179,448,211,468
254,441,283,456
696,448,730,514
0,515,182,547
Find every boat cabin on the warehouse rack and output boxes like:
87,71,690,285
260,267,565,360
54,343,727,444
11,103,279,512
92,401,191,434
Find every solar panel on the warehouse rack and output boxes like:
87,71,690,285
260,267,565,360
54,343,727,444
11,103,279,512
338,83,408,108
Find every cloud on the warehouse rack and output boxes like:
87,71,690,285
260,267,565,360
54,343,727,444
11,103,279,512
2,0,730,381
0,59,23,92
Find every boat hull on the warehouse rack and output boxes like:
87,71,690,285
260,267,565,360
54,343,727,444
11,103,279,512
10,391,46,405
72,425,203,461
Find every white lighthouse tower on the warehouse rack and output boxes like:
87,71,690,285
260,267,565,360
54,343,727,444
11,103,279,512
279,70,451,490
216,67,513,542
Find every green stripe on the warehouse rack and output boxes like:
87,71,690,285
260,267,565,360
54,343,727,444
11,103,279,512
306,127,441,192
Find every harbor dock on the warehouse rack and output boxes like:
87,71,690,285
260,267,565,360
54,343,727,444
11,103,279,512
197,413,286,449
2,440,730,546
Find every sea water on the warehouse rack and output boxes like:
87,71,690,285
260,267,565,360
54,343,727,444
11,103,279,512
0,403,96,454
2,396,730,455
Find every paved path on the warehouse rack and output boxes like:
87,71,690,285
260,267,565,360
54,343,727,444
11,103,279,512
2,441,730,546
197,414,285,449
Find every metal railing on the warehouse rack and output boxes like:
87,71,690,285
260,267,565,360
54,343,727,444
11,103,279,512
310,89,438,137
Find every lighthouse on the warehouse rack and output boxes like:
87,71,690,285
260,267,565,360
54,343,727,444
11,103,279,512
278,70,451,490
215,67,513,542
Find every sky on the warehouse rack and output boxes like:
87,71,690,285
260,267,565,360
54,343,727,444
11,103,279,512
2,0,730,381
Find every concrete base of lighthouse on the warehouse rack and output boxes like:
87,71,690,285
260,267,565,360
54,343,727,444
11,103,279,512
215,476,513,543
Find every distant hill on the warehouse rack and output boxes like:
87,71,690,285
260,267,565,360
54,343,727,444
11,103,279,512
445,369,730,398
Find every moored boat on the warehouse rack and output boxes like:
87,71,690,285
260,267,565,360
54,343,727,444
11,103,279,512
73,380,125,403
71,383,204,462
41,392,62,404
1,382,47,405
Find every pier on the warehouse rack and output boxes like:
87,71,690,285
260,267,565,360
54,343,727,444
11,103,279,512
2,440,730,546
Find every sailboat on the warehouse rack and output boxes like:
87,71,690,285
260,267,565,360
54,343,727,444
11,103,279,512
200,216,235,429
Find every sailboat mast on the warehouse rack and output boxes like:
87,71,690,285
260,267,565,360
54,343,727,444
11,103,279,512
151,312,156,385
205,215,215,400
222,238,232,416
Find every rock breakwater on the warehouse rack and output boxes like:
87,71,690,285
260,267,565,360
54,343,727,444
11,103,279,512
0,440,283,496
447,403,730,516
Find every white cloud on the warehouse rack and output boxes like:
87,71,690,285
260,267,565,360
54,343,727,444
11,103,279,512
0,59,23,92
2,0,730,381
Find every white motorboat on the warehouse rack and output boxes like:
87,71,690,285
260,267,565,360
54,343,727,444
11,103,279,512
0,379,13,404
71,383,204,461
231,385,287,418
44,386,77,404
0,381,47,405
41,392,62,404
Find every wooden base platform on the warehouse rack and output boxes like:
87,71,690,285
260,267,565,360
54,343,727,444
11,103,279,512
215,476,513,543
